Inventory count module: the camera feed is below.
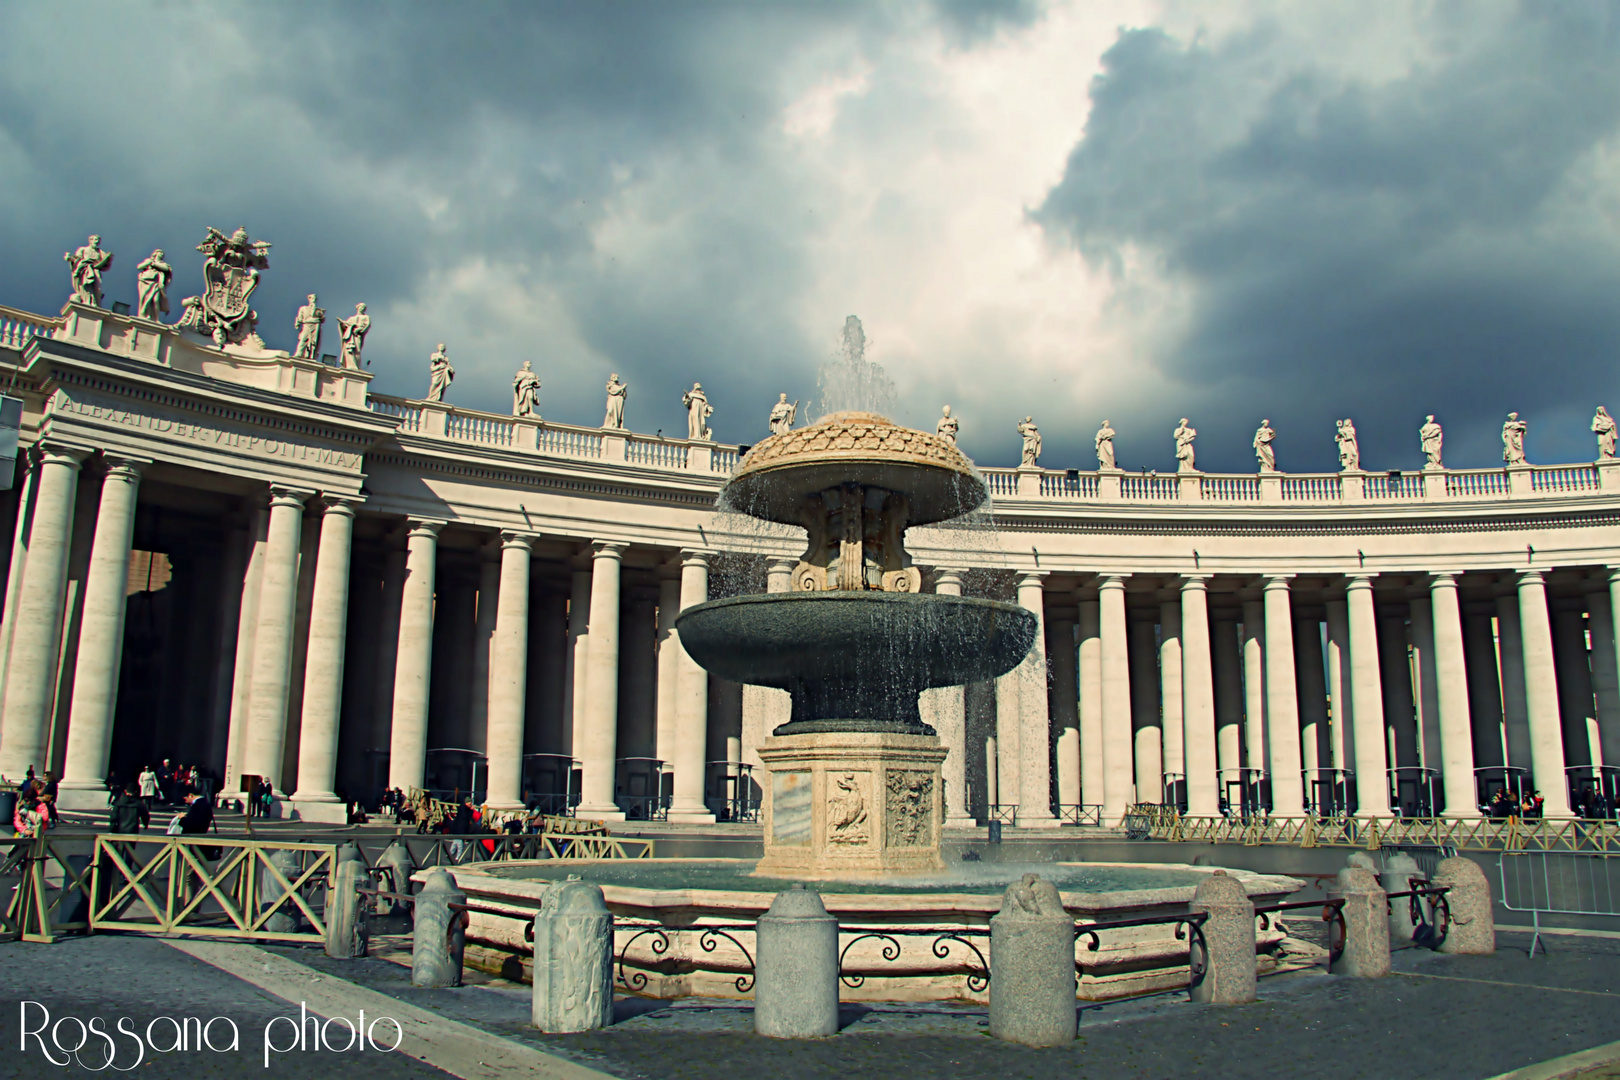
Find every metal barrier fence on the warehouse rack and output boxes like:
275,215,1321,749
1499,851,1620,956
1125,806,1620,853
408,832,655,865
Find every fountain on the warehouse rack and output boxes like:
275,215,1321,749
676,408,1035,879
433,327,1307,1002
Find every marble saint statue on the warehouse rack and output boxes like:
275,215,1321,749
683,382,713,441
1502,412,1528,465
1095,419,1116,470
1335,418,1359,472
293,293,326,360
64,235,113,307
1253,420,1277,472
1595,407,1617,460
603,374,627,428
936,405,958,445
134,249,172,321
1174,418,1197,472
1018,416,1041,467
768,393,797,435
513,360,541,418
426,344,454,402
337,303,370,368
1421,415,1444,468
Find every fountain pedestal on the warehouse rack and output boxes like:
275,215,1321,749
755,732,947,880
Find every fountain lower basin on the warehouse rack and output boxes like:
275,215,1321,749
431,859,1308,1003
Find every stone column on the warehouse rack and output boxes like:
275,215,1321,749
577,542,627,819
1380,608,1419,772
469,544,501,755
1160,599,1184,790
668,549,715,822
224,508,268,793
0,445,85,780
387,520,443,792
1463,603,1506,774
1496,593,1534,774
370,540,405,784
1014,572,1057,826
1429,573,1478,817
1262,576,1305,814
1098,574,1133,823
242,486,312,795
57,458,145,807
0,455,39,710
288,498,359,820
1325,600,1356,775
1601,571,1620,768
1241,600,1268,779
485,532,536,810
930,569,976,827
1212,614,1245,781
740,557,794,798
1295,615,1329,778
1517,570,1572,818
1552,601,1598,769
1047,610,1080,811
1346,575,1392,816
565,568,591,759
1410,598,1443,776
1076,591,1103,809
994,668,1021,815
655,574,681,767
1180,576,1219,816
1128,611,1163,803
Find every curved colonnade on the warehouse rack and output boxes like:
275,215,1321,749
0,299,1615,826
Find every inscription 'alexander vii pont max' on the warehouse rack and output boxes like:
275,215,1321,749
55,392,363,471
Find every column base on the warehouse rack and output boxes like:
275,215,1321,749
943,814,980,830
55,784,113,812
1014,813,1063,829
484,800,525,813
666,809,716,824
288,798,348,824
573,803,626,822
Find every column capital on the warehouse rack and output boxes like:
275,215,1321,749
101,456,150,481
1516,568,1548,586
405,518,445,539
592,539,629,559
1260,573,1294,589
36,441,90,468
677,547,713,566
1096,572,1128,589
765,555,798,572
1428,571,1463,588
1015,569,1049,587
1344,572,1377,589
1177,574,1212,590
1607,565,1620,582
267,484,314,509
318,495,362,518
934,567,967,586
500,530,538,551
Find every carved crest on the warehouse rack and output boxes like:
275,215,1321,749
186,226,271,347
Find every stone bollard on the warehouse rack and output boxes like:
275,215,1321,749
1433,856,1495,956
754,884,839,1038
1329,867,1390,978
1346,851,1379,874
1380,853,1423,945
412,868,466,988
376,840,416,917
1188,870,1256,1004
531,876,614,1032
261,850,303,933
324,856,368,959
990,874,1076,1047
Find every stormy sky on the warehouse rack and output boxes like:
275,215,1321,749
3,1,1618,473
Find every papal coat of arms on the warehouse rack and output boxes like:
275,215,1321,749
177,226,272,348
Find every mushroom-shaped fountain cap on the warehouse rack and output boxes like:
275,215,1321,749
725,411,986,526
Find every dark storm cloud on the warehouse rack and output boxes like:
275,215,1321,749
1034,3,1620,472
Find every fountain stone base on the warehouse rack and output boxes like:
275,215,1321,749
754,731,947,881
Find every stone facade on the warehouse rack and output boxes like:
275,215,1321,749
0,278,1617,826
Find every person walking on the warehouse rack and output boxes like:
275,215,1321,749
138,765,159,809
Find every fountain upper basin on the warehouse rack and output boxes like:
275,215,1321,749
674,591,1036,733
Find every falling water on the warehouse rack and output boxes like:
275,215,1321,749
816,315,896,419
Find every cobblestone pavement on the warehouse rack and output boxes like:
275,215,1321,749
2,931,1615,1079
